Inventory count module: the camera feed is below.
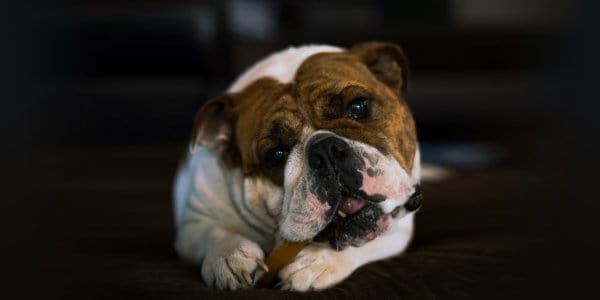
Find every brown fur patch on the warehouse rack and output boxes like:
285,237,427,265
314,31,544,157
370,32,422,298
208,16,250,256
227,78,303,185
197,43,417,185
294,51,417,171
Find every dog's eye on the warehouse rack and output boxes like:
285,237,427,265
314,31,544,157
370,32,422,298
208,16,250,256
347,97,370,120
266,146,288,165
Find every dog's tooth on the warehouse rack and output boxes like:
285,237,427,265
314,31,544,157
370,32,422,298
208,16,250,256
337,210,347,218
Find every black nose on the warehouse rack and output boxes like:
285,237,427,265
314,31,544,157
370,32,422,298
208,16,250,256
404,185,423,212
307,135,350,171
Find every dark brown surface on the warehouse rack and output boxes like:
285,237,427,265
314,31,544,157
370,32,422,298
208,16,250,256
34,145,564,299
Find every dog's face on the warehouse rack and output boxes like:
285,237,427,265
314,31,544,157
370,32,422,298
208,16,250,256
191,42,422,250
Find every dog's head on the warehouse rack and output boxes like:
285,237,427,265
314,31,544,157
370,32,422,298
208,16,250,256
191,42,422,250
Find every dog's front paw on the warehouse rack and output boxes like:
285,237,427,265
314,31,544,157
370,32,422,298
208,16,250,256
201,237,268,290
278,244,355,291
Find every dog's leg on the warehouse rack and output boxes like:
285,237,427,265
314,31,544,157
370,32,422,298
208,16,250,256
175,218,268,290
278,214,414,291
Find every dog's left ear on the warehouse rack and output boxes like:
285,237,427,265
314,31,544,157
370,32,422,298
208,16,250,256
350,41,410,94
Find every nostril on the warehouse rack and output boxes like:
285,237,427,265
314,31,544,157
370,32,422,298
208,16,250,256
330,140,350,161
331,143,347,160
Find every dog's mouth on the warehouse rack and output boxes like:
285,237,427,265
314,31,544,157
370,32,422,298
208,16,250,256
313,189,389,251
336,191,367,217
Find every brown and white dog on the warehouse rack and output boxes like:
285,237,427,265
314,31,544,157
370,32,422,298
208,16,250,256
173,42,422,291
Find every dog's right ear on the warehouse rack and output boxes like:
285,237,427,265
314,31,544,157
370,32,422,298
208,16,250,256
189,94,234,155
350,41,410,94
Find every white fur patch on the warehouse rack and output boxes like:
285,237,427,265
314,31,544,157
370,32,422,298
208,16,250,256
280,126,327,241
344,139,418,214
412,149,421,181
227,45,343,93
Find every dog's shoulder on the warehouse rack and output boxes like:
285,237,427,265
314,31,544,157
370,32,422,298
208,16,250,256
173,147,243,226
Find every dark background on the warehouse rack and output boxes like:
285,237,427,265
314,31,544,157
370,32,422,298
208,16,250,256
2,0,599,299
29,0,573,148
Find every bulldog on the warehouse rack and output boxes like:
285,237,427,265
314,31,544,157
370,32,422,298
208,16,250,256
173,42,423,291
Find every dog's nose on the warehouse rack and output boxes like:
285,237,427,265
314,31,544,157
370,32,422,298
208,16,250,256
404,185,423,212
307,135,350,170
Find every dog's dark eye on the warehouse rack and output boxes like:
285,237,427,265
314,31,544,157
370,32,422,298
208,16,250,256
266,146,288,165
348,97,370,120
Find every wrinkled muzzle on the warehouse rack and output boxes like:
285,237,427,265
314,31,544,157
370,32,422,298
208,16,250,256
280,131,419,250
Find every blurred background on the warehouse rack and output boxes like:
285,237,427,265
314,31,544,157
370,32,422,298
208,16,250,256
2,0,600,299
34,0,578,167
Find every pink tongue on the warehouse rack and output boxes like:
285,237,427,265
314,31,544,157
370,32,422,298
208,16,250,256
340,197,366,214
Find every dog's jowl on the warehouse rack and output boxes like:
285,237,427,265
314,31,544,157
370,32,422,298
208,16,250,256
173,42,422,291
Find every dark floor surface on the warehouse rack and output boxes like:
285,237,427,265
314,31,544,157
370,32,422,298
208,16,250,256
24,144,572,299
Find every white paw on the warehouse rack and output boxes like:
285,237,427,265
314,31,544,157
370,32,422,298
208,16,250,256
201,237,268,290
278,244,355,291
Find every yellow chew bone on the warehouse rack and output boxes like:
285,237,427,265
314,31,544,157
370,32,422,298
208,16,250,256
255,240,309,288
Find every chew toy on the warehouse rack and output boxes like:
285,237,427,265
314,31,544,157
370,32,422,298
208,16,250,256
255,240,309,288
